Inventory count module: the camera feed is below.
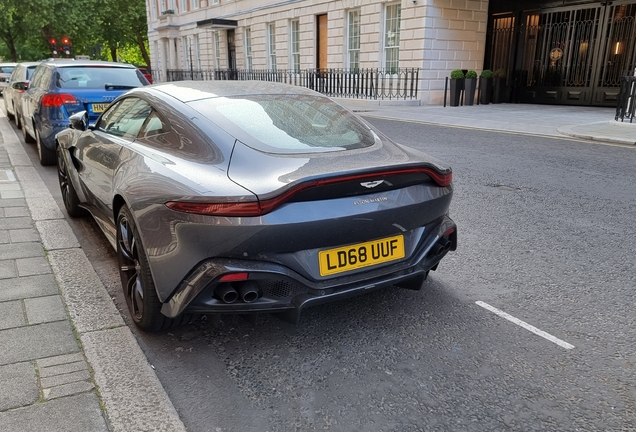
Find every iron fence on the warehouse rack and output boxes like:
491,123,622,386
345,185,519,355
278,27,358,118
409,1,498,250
163,68,420,100
615,75,636,123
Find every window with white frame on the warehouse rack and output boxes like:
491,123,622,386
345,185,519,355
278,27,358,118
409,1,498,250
384,4,401,73
290,20,300,72
347,10,360,70
160,0,167,13
245,27,253,71
211,0,218,5
267,24,277,70
179,0,186,13
168,0,175,11
150,0,157,20
194,35,201,69
191,0,198,9
214,32,221,68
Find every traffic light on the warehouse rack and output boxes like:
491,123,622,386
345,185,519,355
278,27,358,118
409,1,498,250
61,37,72,57
49,38,58,56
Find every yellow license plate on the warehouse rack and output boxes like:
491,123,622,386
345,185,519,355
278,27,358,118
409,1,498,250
318,235,405,276
91,103,109,113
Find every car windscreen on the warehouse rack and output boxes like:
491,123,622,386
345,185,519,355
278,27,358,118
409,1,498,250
55,66,145,89
0,66,15,74
189,94,376,154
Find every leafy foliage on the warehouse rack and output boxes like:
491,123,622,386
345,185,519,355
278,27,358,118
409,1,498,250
480,69,494,79
0,0,148,64
450,69,465,79
465,70,477,79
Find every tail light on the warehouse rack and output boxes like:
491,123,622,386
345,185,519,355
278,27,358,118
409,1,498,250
166,166,452,217
41,93,78,108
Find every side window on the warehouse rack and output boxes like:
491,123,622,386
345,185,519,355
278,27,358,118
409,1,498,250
29,67,45,89
8,66,21,82
138,112,167,139
96,98,152,139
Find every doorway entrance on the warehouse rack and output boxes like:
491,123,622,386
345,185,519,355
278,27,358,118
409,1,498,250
488,1,636,106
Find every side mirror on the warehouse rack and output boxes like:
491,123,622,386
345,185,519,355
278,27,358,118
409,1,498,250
68,111,88,131
12,81,28,91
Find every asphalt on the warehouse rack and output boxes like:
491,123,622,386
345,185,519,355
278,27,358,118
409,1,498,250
0,99,634,431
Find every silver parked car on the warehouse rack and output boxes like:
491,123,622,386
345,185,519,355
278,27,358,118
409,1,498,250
2,62,39,129
55,81,457,332
0,62,17,94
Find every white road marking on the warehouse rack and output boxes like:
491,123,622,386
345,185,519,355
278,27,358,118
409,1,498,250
476,301,575,350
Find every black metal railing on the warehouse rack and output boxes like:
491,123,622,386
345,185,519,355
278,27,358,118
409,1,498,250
616,75,636,123
163,68,420,100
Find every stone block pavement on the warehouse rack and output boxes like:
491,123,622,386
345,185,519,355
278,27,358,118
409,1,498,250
0,110,186,432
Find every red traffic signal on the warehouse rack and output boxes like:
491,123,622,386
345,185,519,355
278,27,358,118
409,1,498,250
61,37,72,57
49,38,58,56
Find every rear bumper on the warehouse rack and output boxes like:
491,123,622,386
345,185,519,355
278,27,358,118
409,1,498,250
161,215,457,320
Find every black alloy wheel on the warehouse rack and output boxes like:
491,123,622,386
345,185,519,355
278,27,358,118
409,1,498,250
36,128,56,166
56,146,86,218
117,205,169,332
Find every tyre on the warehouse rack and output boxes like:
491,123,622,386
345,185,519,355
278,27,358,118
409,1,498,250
5,100,14,121
56,145,86,218
117,205,187,332
35,128,56,166
21,116,35,143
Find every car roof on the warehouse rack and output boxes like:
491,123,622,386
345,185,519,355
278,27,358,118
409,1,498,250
149,80,321,103
0,62,18,66
41,60,136,69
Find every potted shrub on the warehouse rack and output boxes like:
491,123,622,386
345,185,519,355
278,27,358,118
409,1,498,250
479,69,493,105
464,70,477,106
449,69,465,107
492,68,506,104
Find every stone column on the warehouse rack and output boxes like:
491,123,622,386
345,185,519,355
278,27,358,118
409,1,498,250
168,37,178,70
159,38,168,82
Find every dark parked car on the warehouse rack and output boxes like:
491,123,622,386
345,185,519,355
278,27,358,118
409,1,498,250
20,60,149,165
3,62,40,129
55,81,457,332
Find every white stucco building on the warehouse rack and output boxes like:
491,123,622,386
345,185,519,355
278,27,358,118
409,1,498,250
146,0,489,105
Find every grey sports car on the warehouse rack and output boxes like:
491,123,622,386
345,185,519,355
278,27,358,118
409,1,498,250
55,81,457,332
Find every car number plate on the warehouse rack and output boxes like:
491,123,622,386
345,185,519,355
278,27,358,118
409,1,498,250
318,234,405,276
91,103,109,113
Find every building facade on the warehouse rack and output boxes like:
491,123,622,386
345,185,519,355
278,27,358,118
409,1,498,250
146,0,636,106
147,0,489,105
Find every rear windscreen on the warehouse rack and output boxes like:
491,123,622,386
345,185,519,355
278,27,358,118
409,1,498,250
0,66,15,74
189,94,376,154
55,66,145,89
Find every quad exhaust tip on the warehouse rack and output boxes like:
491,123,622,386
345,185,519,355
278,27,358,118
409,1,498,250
214,281,261,304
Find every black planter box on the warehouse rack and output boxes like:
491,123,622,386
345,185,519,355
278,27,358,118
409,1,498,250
449,79,464,107
464,78,476,106
479,77,492,105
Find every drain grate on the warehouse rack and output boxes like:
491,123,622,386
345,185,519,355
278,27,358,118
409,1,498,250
261,280,304,298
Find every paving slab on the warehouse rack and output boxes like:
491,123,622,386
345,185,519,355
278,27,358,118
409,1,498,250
0,300,25,330
0,242,44,260
0,259,17,279
0,274,60,302
16,256,52,277
0,362,39,411
24,295,67,325
0,321,78,366
0,392,108,432
35,220,80,250
9,228,40,243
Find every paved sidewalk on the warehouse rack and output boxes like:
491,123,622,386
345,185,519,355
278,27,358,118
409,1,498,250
336,99,636,146
0,110,186,432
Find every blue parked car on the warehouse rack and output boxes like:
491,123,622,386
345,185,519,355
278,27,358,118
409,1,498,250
20,60,149,165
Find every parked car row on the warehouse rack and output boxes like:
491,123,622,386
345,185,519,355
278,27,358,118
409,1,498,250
2,60,150,165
